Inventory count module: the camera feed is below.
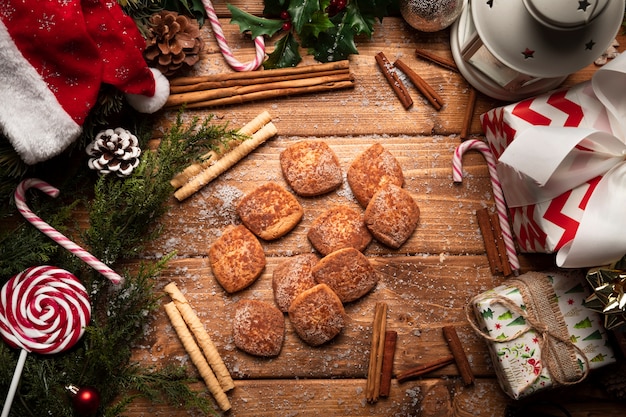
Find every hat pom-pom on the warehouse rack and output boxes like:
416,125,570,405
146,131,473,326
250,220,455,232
125,68,169,114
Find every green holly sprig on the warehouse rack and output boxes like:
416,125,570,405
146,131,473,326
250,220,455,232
228,0,398,68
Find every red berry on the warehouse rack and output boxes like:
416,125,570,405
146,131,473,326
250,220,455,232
282,21,292,31
280,10,290,20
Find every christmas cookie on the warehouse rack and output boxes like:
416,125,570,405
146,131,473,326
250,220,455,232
288,284,346,346
364,183,420,248
307,205,372,256
347,143,404,207
233,299,285,357
272,253,319,312
280,140,343,197
311,247,378,303
236,182,304,240
208,225,266,293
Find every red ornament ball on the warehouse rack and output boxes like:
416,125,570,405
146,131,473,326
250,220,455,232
70,386,101,416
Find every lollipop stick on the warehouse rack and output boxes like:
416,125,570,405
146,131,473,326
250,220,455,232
1,349,27,417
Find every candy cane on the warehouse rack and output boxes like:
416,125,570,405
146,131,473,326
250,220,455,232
0,266,91,417
452,139,520,273
14,178,123,285
201,0,265,72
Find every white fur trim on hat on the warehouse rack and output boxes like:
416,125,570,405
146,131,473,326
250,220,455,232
0,20,81,165
125,68,170,114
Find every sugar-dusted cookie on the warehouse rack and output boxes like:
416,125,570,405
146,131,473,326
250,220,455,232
280,140,343,197
347,143,404,207
236,182,304,240
233,299,285,357
208,224,266,293
311,247,378,303
365,183,420,248
272,253,319,312
307,205,372,256
288,284,345,346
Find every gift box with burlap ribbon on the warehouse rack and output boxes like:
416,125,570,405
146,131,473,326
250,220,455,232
467,270,615,399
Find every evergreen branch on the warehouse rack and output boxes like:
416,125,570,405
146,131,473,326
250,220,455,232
0,111,238,417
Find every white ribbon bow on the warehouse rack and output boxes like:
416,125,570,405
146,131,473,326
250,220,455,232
496,52,626,268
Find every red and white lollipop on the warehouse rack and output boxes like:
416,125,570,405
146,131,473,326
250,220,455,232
0,266,91,417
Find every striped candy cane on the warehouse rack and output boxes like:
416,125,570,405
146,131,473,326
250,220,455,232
202,0,266,72
14,179,123,285
452,139,520,273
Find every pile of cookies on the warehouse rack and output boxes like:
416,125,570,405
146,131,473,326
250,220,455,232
208,141,420,357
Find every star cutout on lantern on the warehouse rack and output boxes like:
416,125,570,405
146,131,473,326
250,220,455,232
585,40,596,50
578,0,591,11
522,48,535,59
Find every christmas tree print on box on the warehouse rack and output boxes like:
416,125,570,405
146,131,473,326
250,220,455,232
470,270,615,399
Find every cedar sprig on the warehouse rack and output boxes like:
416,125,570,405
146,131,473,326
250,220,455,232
0,111,240,416
115,364,219,416
84,111,243,264
0,198,78,278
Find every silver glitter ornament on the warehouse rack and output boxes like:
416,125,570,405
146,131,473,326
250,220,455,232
399,0,464,32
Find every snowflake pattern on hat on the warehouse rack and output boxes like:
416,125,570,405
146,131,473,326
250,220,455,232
0,0,169,165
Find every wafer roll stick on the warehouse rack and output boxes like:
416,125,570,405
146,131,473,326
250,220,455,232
164,302,231,411
170,111,273,189
164,283,235,391
174,121,278,201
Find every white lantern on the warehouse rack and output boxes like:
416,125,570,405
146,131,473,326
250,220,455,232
451,0,625,100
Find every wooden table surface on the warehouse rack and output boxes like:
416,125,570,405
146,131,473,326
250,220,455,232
125,3,626,416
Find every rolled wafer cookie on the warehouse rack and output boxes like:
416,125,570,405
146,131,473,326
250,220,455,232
164,282,234,391
164,302,231,411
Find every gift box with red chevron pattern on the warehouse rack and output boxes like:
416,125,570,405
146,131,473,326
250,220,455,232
480,53,626,268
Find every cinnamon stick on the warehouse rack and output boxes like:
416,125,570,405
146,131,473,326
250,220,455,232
442,326,475,386
393,59,444,110
166,72,353,108
366,302,388,403
396,355,455,383
460,87,477,140
375,52,413,109
476,208,512,276
379,330,397,398
415,48,458,72
170,68,350,94
175,79,355,110
170,60,351,86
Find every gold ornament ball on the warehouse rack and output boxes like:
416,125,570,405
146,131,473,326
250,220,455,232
400,0,464,32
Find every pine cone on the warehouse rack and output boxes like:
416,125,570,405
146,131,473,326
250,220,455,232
86,128,141,177
144,11,204,76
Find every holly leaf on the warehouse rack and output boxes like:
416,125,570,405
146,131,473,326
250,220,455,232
264,32,302,69
263,0,290,16
227,4,284,38
288,0,322,33
309,13,359,62
356,0,398,22
344,1,376,37
299,10,335,39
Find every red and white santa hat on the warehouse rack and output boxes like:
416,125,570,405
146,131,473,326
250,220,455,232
0,0,170,165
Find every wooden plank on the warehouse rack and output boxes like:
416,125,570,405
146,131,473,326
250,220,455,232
143,135,499,259
22,8,616,416
122,378,625,417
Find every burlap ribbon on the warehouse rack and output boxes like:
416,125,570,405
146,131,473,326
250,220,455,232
466,272,590,392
